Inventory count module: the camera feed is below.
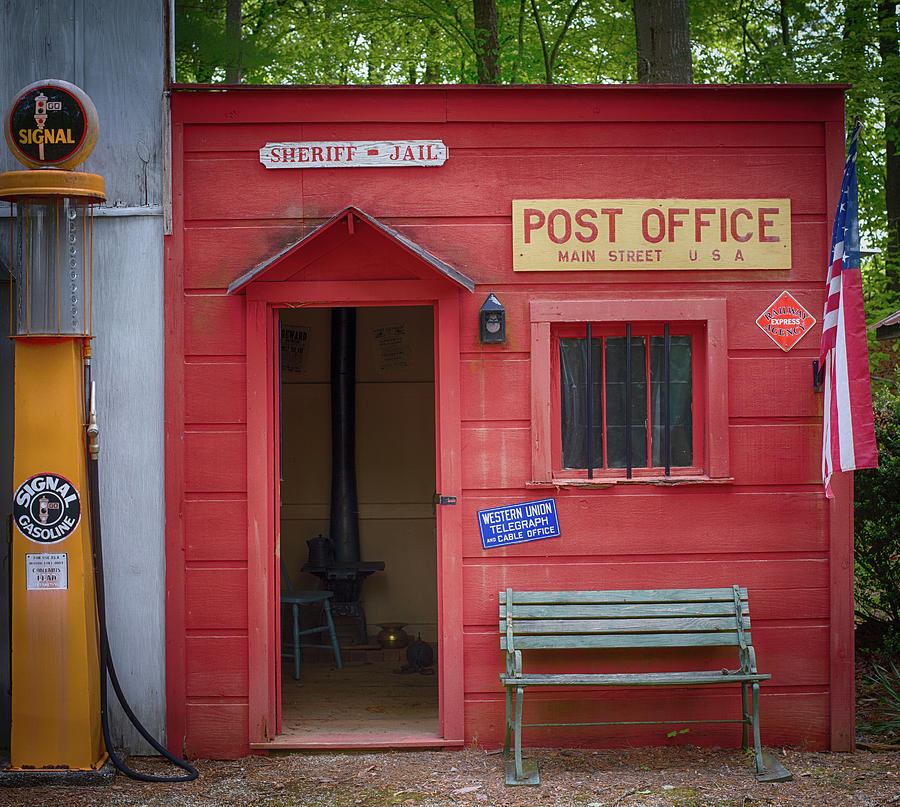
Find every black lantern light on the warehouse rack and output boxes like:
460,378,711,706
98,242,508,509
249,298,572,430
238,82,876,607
479,293,506,344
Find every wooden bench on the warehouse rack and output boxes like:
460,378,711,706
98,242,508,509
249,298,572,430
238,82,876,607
499,586,789,785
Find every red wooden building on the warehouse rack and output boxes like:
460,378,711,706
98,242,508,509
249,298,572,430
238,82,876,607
165,84,854,759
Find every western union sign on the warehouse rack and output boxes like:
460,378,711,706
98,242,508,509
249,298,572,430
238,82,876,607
512,199,792,271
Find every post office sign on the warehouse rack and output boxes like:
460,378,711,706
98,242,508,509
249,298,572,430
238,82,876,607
513,199,792,271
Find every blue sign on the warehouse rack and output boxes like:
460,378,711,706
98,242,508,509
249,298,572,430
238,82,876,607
477,498,560,550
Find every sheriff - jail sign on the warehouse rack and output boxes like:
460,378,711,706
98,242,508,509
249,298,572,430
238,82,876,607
512,199,792,271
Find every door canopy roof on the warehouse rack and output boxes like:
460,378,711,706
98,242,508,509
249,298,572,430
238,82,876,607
227,206,474,294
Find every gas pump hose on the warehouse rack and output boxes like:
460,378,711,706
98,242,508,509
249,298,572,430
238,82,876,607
84,358,198,782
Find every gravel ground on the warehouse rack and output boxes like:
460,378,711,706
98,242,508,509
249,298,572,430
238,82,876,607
2,744,899,807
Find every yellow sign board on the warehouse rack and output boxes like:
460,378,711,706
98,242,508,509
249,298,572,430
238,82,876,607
512,199,791,271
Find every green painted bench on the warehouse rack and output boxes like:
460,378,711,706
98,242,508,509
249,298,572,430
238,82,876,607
499,586,790,786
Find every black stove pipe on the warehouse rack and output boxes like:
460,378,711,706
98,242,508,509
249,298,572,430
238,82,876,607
329,307,361,564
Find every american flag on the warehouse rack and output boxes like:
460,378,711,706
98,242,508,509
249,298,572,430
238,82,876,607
819,119,878,499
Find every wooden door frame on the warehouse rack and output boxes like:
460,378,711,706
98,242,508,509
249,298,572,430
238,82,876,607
245,280,465,747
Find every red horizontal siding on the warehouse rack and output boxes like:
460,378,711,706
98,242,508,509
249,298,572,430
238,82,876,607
462,560,828,624
183,121,826,154
184,498,248,563
185,362,246,424
185,702,249,759
184,225,302,290
184,295,247,356
461,491,827,560
184,430,247,492
186,635,249,697
185,567,249,630
182,151,826,223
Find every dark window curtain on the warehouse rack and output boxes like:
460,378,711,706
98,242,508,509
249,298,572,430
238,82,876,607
560,337,602,469
605,336,646,468
650,335,692,467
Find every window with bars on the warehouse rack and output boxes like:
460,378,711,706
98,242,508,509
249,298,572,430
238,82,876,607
555,322,700,478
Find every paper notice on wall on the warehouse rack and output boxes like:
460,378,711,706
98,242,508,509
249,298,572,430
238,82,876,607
26,553,68,590
372,324,409,371
281,324,311,374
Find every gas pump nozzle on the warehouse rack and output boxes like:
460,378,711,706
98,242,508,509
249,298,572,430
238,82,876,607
86,381,100,460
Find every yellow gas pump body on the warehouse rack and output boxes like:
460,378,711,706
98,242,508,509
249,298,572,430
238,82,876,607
9,337,105,769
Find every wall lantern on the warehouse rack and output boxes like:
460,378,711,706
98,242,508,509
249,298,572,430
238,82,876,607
479,293,506,344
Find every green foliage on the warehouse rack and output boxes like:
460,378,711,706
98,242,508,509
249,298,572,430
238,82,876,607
854,375,900,646
860,659,900,737
175,0,637,86
863,254,900,378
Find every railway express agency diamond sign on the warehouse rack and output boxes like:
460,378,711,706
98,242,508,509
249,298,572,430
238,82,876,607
756,290,816,351
513,199,792,271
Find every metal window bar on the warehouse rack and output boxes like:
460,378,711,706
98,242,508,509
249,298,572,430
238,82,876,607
644,333,652,468
664,322,671,476
625,322,632,479
585,323,593,479
600,332,608,470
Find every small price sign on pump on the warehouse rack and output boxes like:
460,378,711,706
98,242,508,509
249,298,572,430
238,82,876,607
25,553,68,591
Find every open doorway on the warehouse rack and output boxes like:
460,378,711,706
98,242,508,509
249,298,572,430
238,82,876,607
277,305,438,742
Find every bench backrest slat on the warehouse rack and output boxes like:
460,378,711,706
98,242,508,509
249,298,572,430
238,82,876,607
499,587,753,652
500,603,747,619
507,632,742,650
499,588,747,605
500,616,750,635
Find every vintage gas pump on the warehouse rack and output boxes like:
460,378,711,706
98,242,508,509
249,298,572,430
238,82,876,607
1,79,106,772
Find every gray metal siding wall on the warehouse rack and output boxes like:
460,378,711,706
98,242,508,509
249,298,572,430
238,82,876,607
0,0,166,752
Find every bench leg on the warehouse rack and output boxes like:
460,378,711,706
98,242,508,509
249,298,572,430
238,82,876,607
504,685,539,785
741,682,749,750
502,685,512,758
514,685,524,780
751,682,764,775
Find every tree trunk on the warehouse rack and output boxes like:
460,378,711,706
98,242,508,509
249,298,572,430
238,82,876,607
633,0,693,83
474,0,501,83
225,0,242,84
423,23,442,83
879,1,900,297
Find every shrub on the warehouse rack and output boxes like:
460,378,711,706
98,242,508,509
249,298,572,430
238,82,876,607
854,376,900,649
860,660,900,738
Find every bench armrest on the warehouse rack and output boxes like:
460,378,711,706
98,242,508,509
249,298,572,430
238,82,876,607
741,645,759,675
506,649,522,678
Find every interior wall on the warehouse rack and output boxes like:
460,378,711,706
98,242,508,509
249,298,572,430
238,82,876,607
280,306,438,643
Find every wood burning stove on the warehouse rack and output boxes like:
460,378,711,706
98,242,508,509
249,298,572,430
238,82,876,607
302,307,383,643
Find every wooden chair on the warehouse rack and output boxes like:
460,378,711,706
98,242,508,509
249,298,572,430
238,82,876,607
280,558,342,679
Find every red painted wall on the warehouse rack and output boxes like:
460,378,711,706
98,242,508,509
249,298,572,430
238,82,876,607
166,85,851,759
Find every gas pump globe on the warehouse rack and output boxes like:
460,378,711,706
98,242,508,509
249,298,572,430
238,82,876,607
1,79,108,775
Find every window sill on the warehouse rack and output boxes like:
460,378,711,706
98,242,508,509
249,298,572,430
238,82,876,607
526,476,735,489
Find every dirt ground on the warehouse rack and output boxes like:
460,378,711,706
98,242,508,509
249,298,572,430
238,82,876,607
3,744,899,807
3,654,899,807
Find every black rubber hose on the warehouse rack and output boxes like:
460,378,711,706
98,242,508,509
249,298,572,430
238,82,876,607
84,363,198,782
